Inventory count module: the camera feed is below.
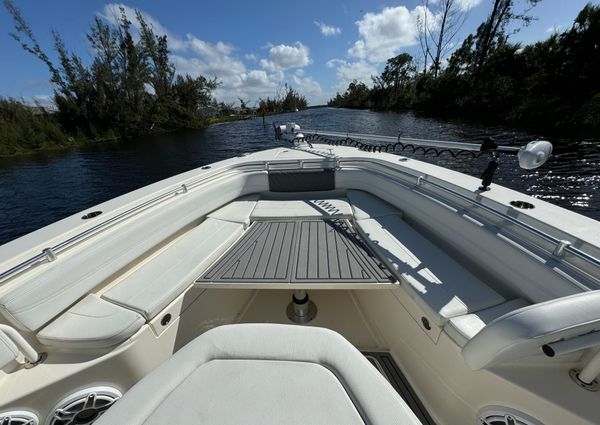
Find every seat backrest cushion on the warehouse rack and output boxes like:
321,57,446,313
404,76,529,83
0,330,19,369
36,294,144,350
102,218,243,320
463,291,600,369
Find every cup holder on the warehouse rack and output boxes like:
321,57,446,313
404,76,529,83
510,200,534,210
81,211,102,220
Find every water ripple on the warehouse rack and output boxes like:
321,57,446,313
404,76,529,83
0,108,598,245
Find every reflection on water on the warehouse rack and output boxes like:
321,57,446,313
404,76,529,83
0,108,598,245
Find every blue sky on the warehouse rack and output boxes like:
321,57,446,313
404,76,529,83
0,0,595,106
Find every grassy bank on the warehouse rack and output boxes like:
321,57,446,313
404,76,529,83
1,100,75,157
0,100,261,158
207,114,254,125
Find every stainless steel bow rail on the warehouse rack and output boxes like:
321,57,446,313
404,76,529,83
0,157,597,286
277,126,552,191
300,129,520,155
299,129,522,192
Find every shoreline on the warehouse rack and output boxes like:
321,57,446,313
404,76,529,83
2,108,594,160
0,114,259,159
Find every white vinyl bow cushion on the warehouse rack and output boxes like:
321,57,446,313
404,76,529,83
346,190,399,220
444,298,530,347
463,290,600,369
207,194,260,225
94,324,423,425
37,294,144,350
356,213,505,325
250,198,353,219
102,217,244,320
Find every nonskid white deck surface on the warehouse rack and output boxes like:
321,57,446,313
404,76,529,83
198,219,395,286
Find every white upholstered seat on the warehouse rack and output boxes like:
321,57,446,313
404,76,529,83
347,190,399,220
356,213,505,325
250,198,352,219
95,324,422,425
207,194,259,225
463,291,600,370
102,218,243,320
37,294,144,350
444,299,530,347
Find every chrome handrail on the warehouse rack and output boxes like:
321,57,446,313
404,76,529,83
338,158,600,268
0,324,40,364
0,156,598,285
301,128,521,153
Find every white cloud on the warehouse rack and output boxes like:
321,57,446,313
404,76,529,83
326,58,346,69
455,0,483,12
314,21,342,36
329,60,378,91
243,70,276,89
23,94,55,108
98,6,319,104
260,42,312,70
545,24,564,34
292,74,323,102
259,58,280,73
348,5,436,63
186,36,235,57
172,36,246,82
100,3,185,50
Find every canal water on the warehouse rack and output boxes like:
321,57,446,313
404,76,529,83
0,107,598,245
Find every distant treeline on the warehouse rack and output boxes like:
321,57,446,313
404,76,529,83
0,98,74,156
1,0,219,156
329,2,600,137
0,1,309,157
258,84,308,113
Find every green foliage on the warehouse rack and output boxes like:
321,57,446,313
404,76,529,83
329,81,372,109
328,3,600,137
0,98,71,156
2,0,220,154
258,84,307,113
328,54,415,111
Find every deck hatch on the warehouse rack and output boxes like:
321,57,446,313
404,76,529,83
198,219,395,285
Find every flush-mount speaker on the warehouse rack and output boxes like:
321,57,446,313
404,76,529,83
0,410,39,425
478,406,543,425
46,386,121,425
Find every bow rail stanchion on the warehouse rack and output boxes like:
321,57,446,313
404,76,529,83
274,123,553,191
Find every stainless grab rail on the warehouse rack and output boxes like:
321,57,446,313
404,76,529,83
1,155,598,285
339,158,600,268
0,324,40,364
301,129,521,153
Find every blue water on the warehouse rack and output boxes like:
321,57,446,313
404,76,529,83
1,108,598,245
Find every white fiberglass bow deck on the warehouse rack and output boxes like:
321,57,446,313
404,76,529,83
0,127,599,425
